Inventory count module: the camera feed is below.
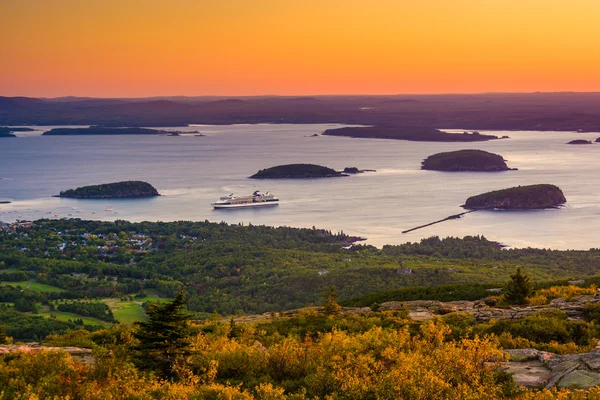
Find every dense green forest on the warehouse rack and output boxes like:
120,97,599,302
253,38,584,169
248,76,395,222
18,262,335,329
3,218,600,341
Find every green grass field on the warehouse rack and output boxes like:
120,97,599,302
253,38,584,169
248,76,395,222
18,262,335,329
101,296,171,324
37,309,110,327
0,280,64,293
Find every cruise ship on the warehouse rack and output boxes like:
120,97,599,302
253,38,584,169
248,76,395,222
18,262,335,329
211,191,279,209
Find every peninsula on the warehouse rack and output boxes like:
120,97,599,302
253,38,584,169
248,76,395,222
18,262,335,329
250,164,346,179
463,184,566,210
42,127,167,136
421,149,513,171
322,126,500,142
57,181,160,199
0,127,34,133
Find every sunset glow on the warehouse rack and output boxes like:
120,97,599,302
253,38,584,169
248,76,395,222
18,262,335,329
3,0,600,97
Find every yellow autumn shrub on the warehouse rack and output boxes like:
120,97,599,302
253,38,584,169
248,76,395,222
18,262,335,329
537,285,596,301
5,316,600,399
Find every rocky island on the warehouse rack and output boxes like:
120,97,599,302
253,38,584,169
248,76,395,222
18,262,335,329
250,164,347,179
342,167,376,174
421,149,514,171
322,126,501,142
57,181,160,199
463,184,566,210
567,139,593,145
42,127,168,136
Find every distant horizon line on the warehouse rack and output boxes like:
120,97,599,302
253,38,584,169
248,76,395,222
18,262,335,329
5,91,600,100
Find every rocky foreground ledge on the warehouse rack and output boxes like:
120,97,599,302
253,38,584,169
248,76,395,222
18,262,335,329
504,348,600,389
243,294,600,324
377,295,599,322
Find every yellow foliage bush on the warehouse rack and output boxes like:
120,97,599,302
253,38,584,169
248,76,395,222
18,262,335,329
497,332,593,355
526,294,549,306
537,285,596,301
5,316,600,399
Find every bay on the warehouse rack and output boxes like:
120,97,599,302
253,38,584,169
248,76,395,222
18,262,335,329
1,124,599,250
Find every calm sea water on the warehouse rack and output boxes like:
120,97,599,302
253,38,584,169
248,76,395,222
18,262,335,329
1,124,600,250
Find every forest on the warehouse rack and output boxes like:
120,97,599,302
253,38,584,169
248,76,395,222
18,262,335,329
4,219,600,396
3,219,600,340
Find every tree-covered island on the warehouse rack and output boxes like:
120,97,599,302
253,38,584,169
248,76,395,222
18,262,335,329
57,181,160,199
567,139,593,145
422,149,514,171
42,127,168,135
250,163,347,179
463,184,566,210
322,126,501,142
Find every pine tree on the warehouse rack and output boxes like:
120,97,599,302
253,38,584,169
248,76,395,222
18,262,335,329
132,290,193,379
323,286,342,315
228,316,240,339
0,325,11,345
504,267,534,305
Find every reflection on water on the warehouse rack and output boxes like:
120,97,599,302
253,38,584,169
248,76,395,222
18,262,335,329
1,124,600,250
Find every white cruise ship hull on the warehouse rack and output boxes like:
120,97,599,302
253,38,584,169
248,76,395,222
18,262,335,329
212,201,279,209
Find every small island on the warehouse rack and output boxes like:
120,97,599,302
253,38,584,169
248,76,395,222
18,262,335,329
463,184,566,210
57,181,160,199
43,127,168,136
421,150,514,171
0,132,16,138
567,139,593,145
322,126,501,142
250,164,347,179
342,167,376,174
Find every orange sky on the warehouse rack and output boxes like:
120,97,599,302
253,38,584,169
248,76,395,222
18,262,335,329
2,0,600,97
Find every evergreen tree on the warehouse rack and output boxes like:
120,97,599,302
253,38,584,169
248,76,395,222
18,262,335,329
0,325,11,345
504,267,534,305
323,286,342,315
228,316,240,339
132,290,193,379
